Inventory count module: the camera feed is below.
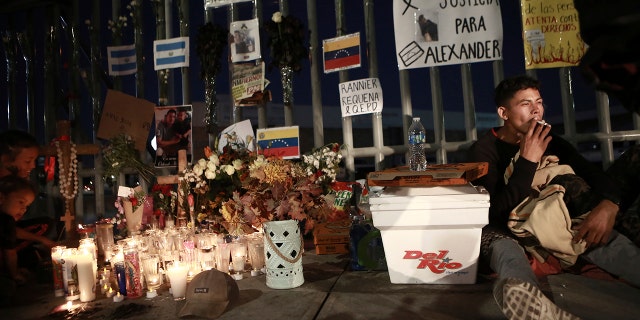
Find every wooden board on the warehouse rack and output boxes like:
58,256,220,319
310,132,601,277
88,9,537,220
367,162,488,187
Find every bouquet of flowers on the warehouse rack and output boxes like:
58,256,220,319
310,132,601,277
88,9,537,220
151,184,177,220
263,11,308,72
181,138,346,235
102,134,155,184
112,186,147,237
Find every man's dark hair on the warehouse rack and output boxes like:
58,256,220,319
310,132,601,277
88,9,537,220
0,130,39,161
494,75,541,108
165,109,177,116
0,174,37,196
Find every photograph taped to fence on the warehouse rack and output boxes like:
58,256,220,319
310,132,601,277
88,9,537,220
154,105,193,168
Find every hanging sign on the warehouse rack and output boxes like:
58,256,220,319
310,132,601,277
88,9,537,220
231,62,265,106
339,78,383,117
393,0,503,70
521,0,585,69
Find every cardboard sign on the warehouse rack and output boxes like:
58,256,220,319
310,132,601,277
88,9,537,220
97,90,155,152
339,78,383,117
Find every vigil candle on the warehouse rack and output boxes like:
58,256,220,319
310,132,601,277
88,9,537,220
124,243,144,298
106,287,115,298
61,248,78,295
51,246,66,297
114,261,127,296
166,262,189,301
76,252,96,302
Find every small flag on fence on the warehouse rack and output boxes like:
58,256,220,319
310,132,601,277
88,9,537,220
323,32,361,73
107,44,137,76
153,37,189,70
256,126,300,159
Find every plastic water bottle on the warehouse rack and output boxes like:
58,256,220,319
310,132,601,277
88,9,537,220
408,117,427,171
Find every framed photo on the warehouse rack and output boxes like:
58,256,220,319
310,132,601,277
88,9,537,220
153,105,193,167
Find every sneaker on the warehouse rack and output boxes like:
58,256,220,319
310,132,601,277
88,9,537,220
494,277,581,320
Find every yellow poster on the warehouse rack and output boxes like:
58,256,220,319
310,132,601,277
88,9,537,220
521,0,586,69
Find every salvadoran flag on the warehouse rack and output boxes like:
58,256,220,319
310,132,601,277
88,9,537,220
153,37,189,70
323,32,361,73
256,126,300,159
107,44,137,76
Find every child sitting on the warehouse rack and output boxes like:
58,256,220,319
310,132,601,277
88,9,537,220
0,175,37,304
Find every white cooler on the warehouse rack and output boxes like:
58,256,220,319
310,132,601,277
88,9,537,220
369,183,490,284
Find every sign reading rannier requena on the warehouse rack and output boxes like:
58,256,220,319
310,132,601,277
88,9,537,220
339,78,384,118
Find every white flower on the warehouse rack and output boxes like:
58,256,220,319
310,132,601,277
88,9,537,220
206,160,217,172
272,11,282,23
197,158,207,168
208,154,220,166
193,165,204,176
221,164,235,176
205,169,216,180
232,159,243,170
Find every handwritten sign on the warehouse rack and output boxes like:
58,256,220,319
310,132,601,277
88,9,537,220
521,0,585,69
393,0,503,70
97,90,155,152
339,78,383,117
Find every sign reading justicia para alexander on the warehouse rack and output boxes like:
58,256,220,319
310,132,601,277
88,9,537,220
393,0,503,70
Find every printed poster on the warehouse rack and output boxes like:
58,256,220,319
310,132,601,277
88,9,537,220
521,0,586,69
154,105,193,167
230,18,261,63
231,62,265,106
217,119,255,153
393,0,503,70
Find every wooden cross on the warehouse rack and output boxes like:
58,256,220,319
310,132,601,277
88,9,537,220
156,149,188,223
40,120,100,240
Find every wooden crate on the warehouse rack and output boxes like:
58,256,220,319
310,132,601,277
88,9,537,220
313,219,351,245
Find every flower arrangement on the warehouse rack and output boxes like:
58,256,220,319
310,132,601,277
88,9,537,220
263,11,308,72
181,138,346,235
102,134,155,184
196,22,229,79
112,187,146,238
151,184,177,219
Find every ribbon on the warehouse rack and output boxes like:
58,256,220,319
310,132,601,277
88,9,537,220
44,135,71,182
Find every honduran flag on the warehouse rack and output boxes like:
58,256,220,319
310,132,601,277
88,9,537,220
256,126,300,159
107,44,137,76
323,32,361,73
153,37,189,70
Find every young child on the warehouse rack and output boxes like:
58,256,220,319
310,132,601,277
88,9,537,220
0,130,56,251
0,175,37,304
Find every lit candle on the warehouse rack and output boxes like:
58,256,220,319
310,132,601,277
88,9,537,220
76,252,96,302
113,292,124,302
146,288,158,299
166,262,189,301
106,287,115,298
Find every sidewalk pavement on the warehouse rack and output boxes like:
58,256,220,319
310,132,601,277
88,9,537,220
2,252,640,320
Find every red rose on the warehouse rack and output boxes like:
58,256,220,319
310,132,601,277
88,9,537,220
130,197,138,207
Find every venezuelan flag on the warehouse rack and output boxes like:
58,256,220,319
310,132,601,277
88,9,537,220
256,126,300,159
323,33,361,73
